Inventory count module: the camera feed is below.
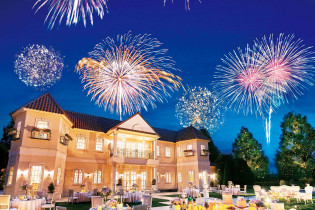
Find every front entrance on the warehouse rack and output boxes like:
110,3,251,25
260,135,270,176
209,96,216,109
116,167,149,190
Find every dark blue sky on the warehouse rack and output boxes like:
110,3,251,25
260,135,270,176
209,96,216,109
1,0,315,172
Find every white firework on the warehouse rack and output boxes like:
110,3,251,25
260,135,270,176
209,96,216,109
175,86,225,134
14,44,64,90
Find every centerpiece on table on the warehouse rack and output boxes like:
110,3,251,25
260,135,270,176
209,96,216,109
101,186,112,203
20,184,32,198
132,183,138,191
106,199,118,210
249,199,265,210
170,198,181,210
80,184,86,192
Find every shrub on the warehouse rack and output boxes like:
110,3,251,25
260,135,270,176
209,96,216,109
279,180,286,186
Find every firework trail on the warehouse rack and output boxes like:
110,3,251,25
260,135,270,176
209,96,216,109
163,0,201,10
175,86,225,134
33,0,108,29
14,44,64,90
76,32,183,119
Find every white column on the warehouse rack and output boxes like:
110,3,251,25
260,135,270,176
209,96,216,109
153,137,157,160
113,129,118,157
112,164,116,192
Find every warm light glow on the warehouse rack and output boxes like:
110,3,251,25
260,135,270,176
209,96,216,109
210,174,216,180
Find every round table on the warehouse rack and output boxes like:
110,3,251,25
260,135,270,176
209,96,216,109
124,191,143,203
10,198,46,210
183,188,200,198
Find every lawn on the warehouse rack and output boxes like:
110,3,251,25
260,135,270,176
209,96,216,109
52,198,169,210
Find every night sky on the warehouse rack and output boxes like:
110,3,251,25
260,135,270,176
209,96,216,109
1,0,315,172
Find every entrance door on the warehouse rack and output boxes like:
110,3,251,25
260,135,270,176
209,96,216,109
123,171,137,190
30,165,43,191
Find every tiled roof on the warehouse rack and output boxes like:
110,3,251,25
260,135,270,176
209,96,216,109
64,110,121,133
11,93,211,142
12,93,65,115
154,127,178,143
176,126,210,142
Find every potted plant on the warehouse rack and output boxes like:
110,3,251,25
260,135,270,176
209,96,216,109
116,177,123,189
152,178,157,191
47,182,55,200
21,184,32,196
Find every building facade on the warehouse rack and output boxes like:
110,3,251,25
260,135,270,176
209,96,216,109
4,93,211,197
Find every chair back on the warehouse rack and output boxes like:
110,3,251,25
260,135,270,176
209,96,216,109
235,185,240,189
142,195,152,208
0,195,10,210
37,190,44,198
69,189,74,197
119,188,124,195
253,185,261,192
244,185,247,192
91,196,104,208
93,188,98,195
305,186,313,194
132,204,148,210
221,185,226,190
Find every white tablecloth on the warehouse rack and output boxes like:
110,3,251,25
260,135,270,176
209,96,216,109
182,188,200,198
74,192,93,203
124,191,143,203
10,198,46,210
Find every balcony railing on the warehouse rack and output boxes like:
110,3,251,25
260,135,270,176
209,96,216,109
200,149,210,156
31,128,51,140
110,148,154,159
184,150,194,157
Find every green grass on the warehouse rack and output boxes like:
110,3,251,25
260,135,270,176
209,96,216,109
152,198,170,207
162,194,181,197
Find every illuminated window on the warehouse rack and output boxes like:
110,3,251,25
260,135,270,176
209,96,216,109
95,138,104,151
157,172,160,183
56,167,62,185
156,145,160,156
36,120,49,129
178,172,182,183
187,144,192,150
74,169,83,184
141,172,147,189
93,170,102,184
165,147,171,157
177,146,181,157
16,121,21,139
30,166,43,184
165,172,171,183
7,166,14,185
77,136,86,150
188,171,194,182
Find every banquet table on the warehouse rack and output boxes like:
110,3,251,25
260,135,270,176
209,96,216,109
124,191,143,203
183,188,201,198
224,187,240,195
74,192,93,203
10,198,46,210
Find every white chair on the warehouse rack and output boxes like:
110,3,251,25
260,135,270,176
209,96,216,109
142,195,152,209
235,185,240,189
41,193,55,210
37,191,44,198
55,207,67,210
68,189,78,204
298,186,313,204
91,196,103,208
240,185,247,195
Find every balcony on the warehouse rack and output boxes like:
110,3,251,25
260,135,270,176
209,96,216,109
110,149,154,159
31,128,51,140
184,150,194,157
200,149,210,156
60,134,73,146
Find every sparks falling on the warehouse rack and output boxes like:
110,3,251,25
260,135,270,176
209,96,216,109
33,0,108,29
76,32,183,119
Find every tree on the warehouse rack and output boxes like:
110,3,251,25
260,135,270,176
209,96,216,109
1,120,15,150
276,112,315,181
200,128,221,163
232,127,269,179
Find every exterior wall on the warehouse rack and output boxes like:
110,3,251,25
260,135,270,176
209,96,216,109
5,108,211,196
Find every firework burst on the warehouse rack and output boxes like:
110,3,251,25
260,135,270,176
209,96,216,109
76,32,183,119
175,87,225,134
14,44,64,90
163,0,201,10
33,0,108,29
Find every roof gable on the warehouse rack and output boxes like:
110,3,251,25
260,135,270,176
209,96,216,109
113,113,158,135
